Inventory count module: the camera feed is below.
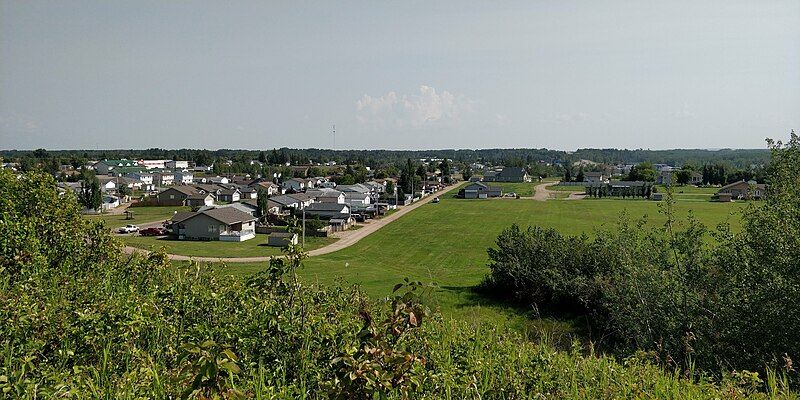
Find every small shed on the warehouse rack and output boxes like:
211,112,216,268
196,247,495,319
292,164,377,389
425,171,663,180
268,232,298,247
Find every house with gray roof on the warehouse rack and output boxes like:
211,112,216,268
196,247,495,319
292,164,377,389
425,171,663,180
158,186,198,205
458,182,502,199
170,207,256,242
482,167,531,182
300,202,351,219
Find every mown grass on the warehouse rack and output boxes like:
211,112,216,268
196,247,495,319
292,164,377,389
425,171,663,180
84,205,189,228
485,181,537,196
200,194,747,337
123,233,336,258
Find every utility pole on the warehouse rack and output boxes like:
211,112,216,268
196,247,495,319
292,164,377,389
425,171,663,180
332,124,336,150
302,203,306,248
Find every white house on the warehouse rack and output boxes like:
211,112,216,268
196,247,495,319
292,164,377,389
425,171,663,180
208,176,230,185
126,172,154,186
153,171,175,186
96,176,118,192
343,192,371,208
174,171,194,184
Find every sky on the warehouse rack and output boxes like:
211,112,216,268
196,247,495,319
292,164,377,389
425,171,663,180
1,1,798,151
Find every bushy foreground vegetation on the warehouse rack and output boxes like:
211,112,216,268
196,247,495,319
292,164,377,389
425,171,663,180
1,166,797,398
482,135,800,383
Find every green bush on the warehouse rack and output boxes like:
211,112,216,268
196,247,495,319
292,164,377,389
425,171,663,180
482,134,800,381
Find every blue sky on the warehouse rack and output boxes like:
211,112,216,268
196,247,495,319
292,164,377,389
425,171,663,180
1,1,798,150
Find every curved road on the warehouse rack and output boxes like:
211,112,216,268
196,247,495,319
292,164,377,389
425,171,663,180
122,183,460,263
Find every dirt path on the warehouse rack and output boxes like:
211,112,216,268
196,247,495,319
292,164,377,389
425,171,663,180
532,181,558,201
121,183,460,262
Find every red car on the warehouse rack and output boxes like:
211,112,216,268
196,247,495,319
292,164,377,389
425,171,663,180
139,227,166,236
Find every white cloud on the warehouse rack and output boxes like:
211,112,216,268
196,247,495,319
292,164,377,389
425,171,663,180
355,85,474,129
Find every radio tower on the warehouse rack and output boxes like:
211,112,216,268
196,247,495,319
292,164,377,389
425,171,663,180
332,124,336,149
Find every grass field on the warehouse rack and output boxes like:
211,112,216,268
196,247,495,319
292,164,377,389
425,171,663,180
85,206,189,229
199,194,748,337
547,184,586,192
487,182,537,196
123,233,336,258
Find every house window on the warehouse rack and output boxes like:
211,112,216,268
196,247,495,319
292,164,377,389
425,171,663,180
170,194,174,199
208,225,217,232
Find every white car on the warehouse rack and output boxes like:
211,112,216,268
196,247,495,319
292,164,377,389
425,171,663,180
118,224,139,233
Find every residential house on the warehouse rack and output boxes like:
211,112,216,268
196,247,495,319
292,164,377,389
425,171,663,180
337,183,372,194
282,177,306,193
458,182,503,199
157,186,198,206
286,193,314,208
269,194,301,211
96,176,118,192
585,172,610,183
185,193,215,208
174,171,194,185
250,180,283,196
199,201,257,217
307,188,345,204
217,188,241,203
320,181,337,188
690,172,703,185
153,171,175,186
170,207,256,242
93,159,138,175
300,202,351,220
482,167,531,182
716,180,767,200
656,170,674,185
238,186,258,200
126,171,154,186
208,176,230,185
343,192,371,209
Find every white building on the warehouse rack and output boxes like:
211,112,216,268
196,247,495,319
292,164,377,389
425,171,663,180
138,159,167,169
153,171,175,186
126,172,153,185
174,171,194,184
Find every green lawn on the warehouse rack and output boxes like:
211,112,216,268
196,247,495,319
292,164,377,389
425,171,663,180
85,206,190,229
124,233,336,258
547,184,586,192
197,195,747,336
488,182,537,197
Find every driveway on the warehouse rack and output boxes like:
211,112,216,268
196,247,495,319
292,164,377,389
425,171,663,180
121,183,461,262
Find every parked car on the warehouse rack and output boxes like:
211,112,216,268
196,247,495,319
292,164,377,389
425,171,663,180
139,227,165,236
118,224,139,233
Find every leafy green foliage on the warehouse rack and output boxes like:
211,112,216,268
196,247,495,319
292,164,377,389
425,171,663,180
482,134,800,384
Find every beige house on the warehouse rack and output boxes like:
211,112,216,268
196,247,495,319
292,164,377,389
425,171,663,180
170,208,256,242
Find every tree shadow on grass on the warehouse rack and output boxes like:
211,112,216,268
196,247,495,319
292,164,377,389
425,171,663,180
437,285,593,350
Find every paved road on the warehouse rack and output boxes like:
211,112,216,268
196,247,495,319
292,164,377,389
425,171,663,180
121,183,460,263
